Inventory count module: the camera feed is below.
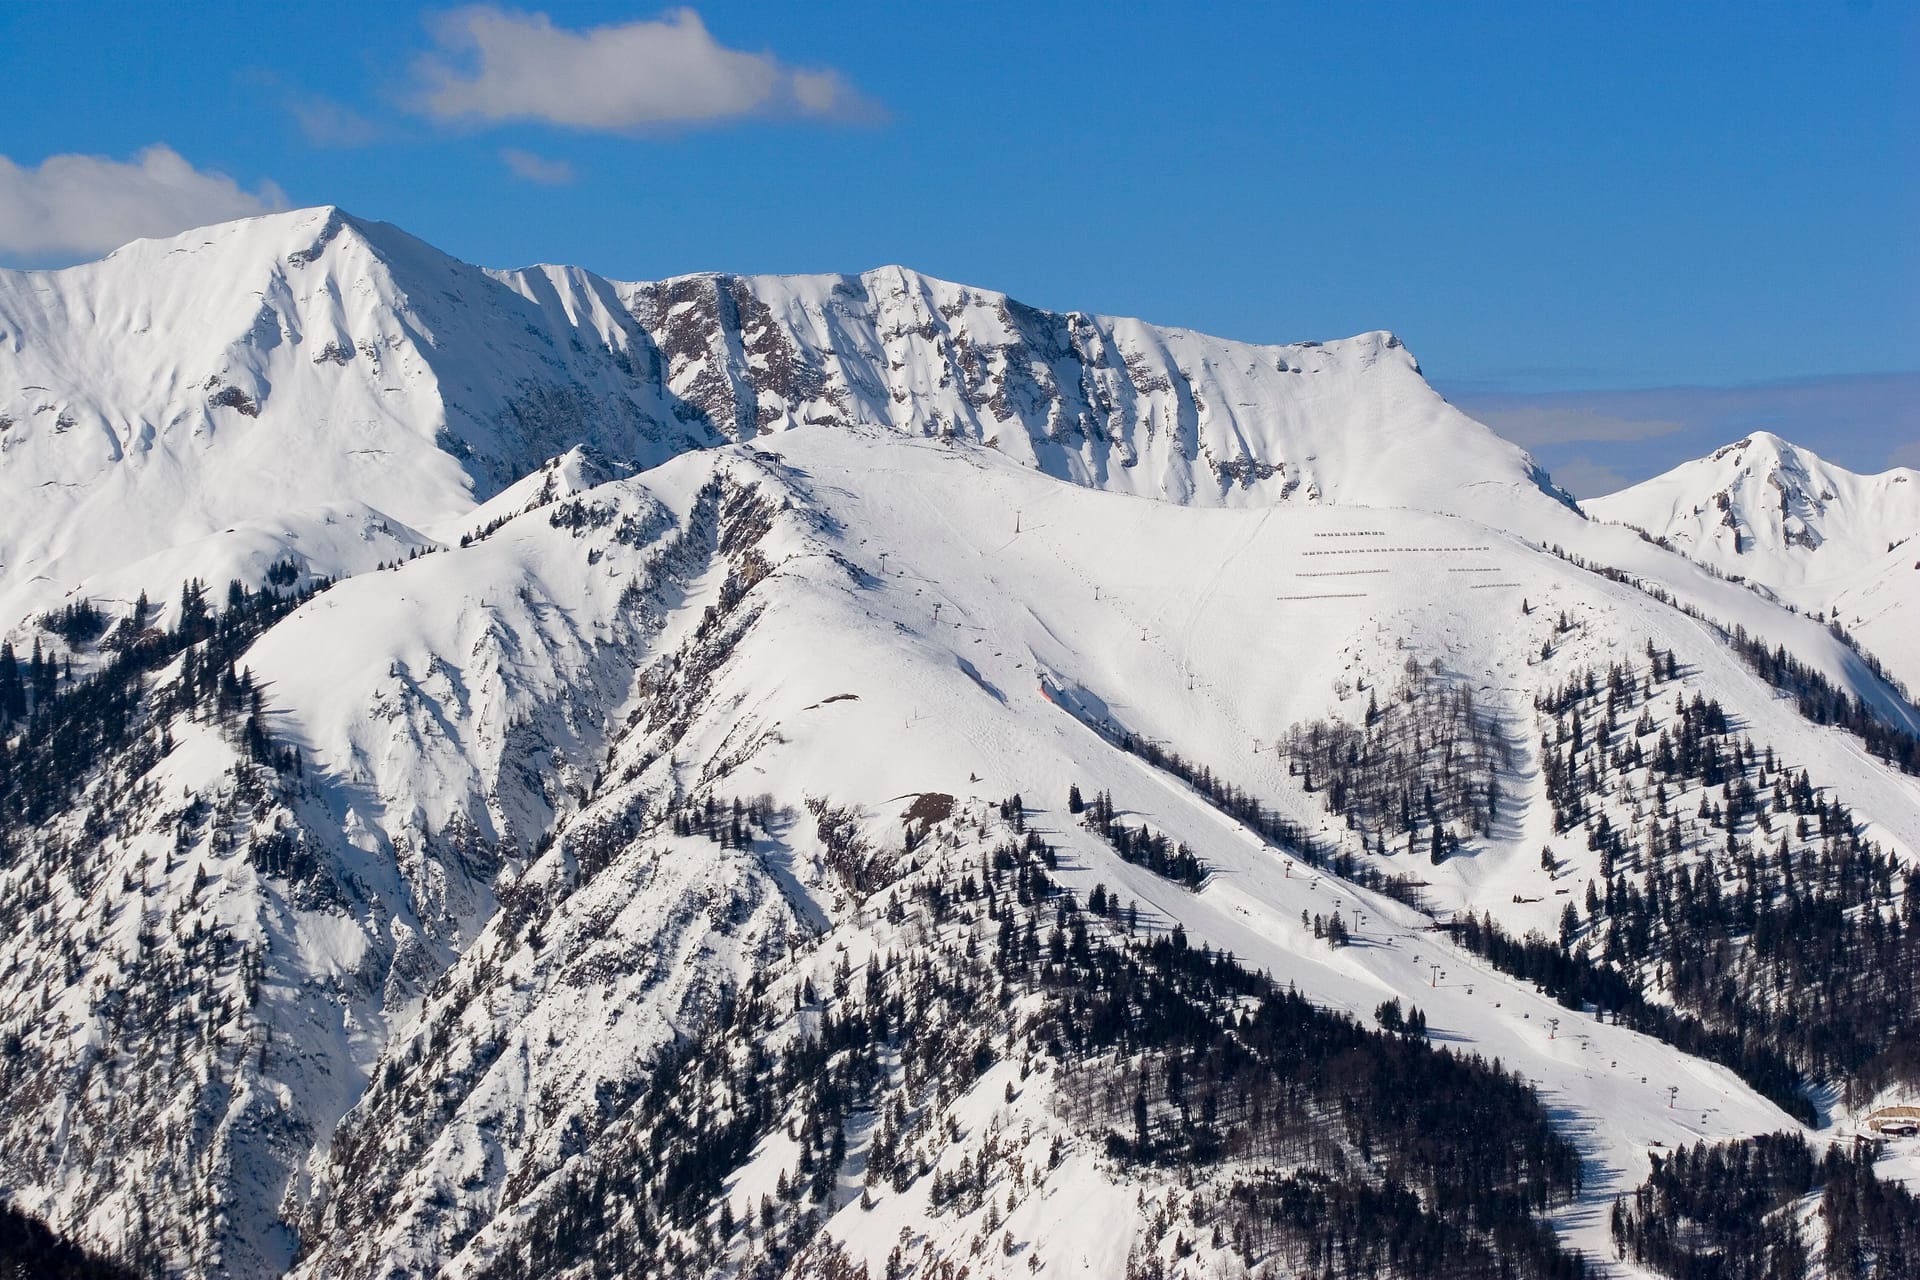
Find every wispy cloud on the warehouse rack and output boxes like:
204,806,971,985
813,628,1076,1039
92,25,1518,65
244,69,387,148
1545,457,1634,499
288,94,385,148
500,147,575,185
0,146,286,261
1445,373,1920,497
412,6,879,132
1466,404,1691,450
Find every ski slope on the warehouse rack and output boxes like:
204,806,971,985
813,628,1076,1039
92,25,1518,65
270,427,1912,1276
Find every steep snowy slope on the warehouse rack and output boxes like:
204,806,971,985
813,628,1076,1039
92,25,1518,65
600,266,1571,519
0,207,714,642
4,419,1916,1277
1588,433,1920,692
271,429,1918,1277
0,448,697,1277
0,206,1576,650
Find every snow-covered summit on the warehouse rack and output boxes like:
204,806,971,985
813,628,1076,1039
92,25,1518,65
1589,431,1917,567
0,207,706,634
0,206,1571,641
1588,431,1920,689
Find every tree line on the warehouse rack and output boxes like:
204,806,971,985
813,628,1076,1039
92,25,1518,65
1610,1131,1918,1279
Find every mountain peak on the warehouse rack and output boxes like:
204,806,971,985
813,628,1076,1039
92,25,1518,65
79,203,352,271
0,208,1575,645
1588,431,1920,690
1708,429,1817,473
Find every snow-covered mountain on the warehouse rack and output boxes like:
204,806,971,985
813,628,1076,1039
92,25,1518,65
1,210,1917,1280
1586,433,1920,693
0,205,1571,647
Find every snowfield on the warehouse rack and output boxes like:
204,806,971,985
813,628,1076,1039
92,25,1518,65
0,208,1915,1279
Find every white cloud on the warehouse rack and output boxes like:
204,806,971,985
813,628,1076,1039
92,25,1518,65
0,146,286,260
500,147,576,185
412,6,877,131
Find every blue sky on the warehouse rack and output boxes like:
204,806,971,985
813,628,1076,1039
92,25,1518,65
1,2,1913,491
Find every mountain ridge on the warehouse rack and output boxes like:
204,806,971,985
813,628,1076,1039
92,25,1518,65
0,205,1574,642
